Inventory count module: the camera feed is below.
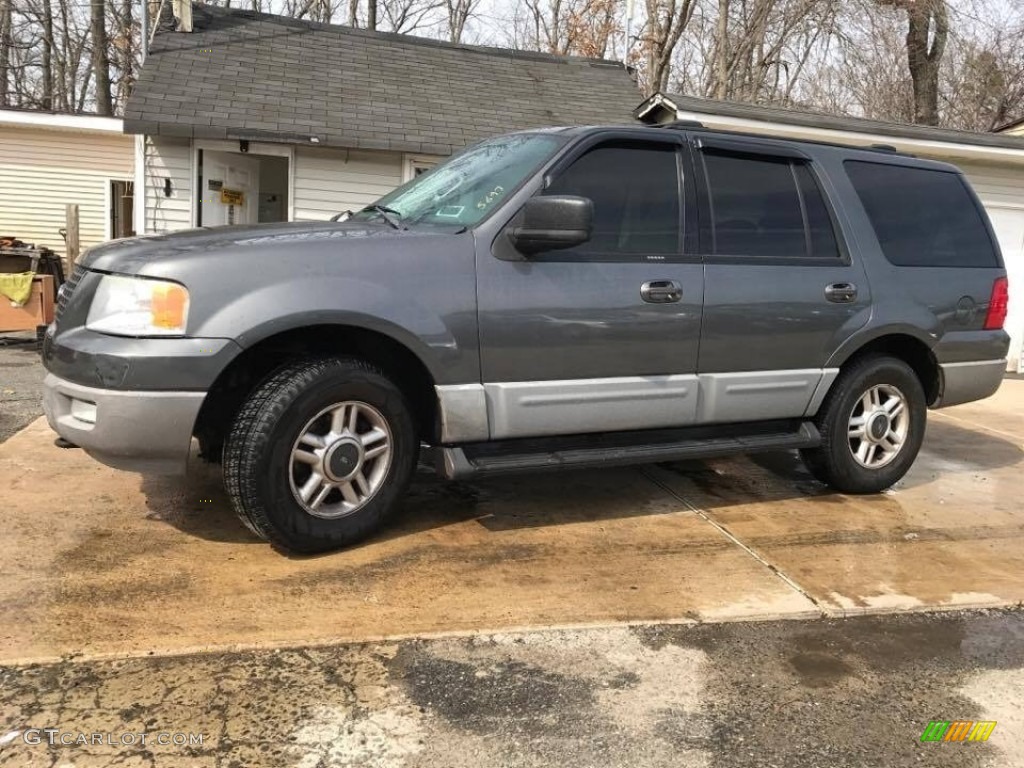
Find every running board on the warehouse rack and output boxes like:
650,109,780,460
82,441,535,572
428,421,821,480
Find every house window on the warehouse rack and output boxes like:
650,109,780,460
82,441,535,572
404,154,440,182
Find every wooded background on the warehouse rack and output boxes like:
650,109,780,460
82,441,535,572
0,0,1021,131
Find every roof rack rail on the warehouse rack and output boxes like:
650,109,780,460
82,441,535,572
870,143,900,153
655,120,705,130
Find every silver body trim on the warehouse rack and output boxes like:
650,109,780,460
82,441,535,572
42,373,204,475
804,368,840,416
484,376,698,439
435,383,489,443
934,359,1006,408
438,370,837,443
696,369,825,424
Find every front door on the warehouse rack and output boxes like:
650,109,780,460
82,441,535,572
201,151,260,227
476,136,705,439
691,136,871,423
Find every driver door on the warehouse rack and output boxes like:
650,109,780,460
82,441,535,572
475,134,705,439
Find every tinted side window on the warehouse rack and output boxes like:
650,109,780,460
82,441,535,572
544,143,680,259
844,161,998,267
795,164,840,260
703,151,839,259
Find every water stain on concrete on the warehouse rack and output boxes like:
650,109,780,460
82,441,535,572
1,610,1020,768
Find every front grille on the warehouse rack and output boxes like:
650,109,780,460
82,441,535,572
55,264,87,320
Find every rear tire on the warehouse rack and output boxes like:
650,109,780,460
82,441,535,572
223,356,417,553
800,355,926,494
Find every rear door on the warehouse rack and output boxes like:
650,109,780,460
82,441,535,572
475,133,705,439
691,135,870,424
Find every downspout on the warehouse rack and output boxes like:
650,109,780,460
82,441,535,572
134,0,148,236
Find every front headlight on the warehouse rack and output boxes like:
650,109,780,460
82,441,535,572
86,275,190,336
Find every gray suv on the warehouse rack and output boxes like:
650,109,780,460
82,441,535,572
42,125,1011,553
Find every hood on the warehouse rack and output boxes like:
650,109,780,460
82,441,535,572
81,220,437,274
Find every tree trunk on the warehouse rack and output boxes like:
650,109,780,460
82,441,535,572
0,0,11,107
713,0,729,99
367,0,377,29
90,0,113,115
904,0,947,125
42,0,54,109
348,0,359,25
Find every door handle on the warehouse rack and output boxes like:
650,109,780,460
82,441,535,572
641,280,682,304
825,282,858,303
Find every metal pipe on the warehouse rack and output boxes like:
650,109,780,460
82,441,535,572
140,0,148,62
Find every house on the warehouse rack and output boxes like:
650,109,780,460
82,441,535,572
0,109,136,262
122,5,641,235
637,93,1024,373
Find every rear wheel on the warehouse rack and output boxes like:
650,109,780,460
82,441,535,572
801,355,926,494
223,356,417,553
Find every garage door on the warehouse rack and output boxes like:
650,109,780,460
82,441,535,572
956,161,1024,373
984,207,1024,373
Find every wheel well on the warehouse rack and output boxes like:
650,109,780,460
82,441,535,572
194,325,438,458
840,335,940,405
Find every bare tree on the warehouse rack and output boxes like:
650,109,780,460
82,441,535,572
380,0,443,34
0,0,9,106
637,0,696,94
444,0,477,42
40,0,53,108
90,0,111,114
514,0,622,56
878,0,947,125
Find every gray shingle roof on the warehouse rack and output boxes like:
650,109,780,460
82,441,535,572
124,5,642,153
637,93,1024,152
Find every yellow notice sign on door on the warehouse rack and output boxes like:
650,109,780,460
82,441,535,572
220,188,244,206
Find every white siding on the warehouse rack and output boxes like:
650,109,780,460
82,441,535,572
958,160,1024,372
0,126,133,259
144,136,193,234
957,160,1024,212
294,146,402,220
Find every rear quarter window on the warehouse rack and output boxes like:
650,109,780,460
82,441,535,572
844,160,999,268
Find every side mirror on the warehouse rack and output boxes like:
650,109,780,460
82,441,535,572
508,195,593,255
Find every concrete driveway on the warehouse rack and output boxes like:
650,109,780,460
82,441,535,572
1,380,1023,664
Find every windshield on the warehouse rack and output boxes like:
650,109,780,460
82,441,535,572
351,133,566,228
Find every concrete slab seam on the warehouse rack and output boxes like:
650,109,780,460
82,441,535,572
931,409,1024,446
640,466,833,618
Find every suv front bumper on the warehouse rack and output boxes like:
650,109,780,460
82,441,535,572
43,373,205,475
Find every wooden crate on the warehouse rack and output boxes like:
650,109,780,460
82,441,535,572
0,275,54,332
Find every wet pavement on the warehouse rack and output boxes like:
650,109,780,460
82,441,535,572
0,338,43,443
2,367,1024,765
1,609,1021,768
2,380,1023,662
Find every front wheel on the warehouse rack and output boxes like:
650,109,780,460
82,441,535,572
223,356,417,553
800,355,926,494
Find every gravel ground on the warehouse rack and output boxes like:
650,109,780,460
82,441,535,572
0,334,44,443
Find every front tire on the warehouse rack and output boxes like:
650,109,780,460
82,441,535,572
223,356,417,553
800,355,926,494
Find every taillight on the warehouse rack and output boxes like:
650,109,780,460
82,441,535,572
984,276,1009,330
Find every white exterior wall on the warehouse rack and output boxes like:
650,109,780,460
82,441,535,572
144,136,193,234
0,124,134,259
142,142,409,229
293,146,403,221
958,160,1024,372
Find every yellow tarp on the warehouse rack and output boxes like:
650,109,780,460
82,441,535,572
0,272,35,306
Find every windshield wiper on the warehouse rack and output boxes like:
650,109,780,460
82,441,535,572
359,204,404,230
